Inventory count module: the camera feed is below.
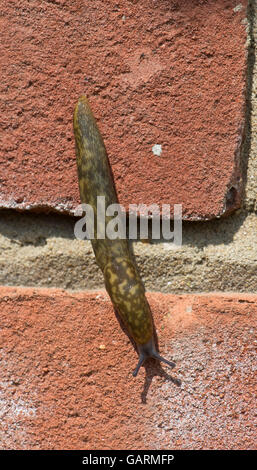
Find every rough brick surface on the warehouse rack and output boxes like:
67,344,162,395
0,287,256,450
0,0,247,219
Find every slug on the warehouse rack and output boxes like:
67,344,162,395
73,95,175,376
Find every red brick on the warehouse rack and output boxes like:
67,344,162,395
0,286,256,449
0,0,247,219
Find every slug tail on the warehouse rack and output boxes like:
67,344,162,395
133,338,175,377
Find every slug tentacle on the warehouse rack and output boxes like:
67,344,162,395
73,95,175,377
133,338,176,377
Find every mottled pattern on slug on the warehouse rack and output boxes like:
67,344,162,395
74,96,130,270
104,257,153,345
73,95,154,346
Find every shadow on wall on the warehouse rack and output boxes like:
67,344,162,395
0,206,250,249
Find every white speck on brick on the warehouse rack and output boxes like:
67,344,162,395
152,144,162,156
233,4,243,12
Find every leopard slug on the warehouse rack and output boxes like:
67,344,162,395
73,95,175,376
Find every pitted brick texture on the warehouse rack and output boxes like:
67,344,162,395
0,287,256,450
0,0,248,219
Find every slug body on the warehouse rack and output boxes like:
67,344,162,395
73,95,175,376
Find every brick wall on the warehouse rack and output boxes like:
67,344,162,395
0,0,256,450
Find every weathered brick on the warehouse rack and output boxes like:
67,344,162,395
0,287,255,449
0,0,248,219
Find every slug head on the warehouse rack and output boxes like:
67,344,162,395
133,338,176,377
